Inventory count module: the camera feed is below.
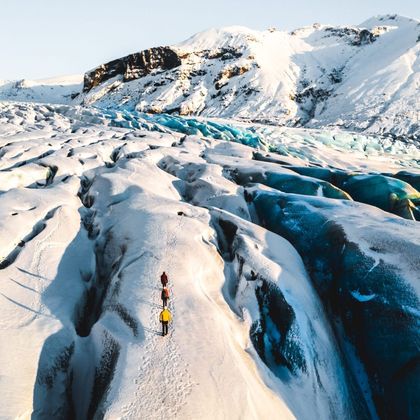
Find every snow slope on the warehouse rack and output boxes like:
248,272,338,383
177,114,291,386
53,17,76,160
0,102,419,419
0,75,82,104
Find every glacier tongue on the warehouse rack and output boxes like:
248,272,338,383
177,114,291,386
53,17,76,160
0,102,419,419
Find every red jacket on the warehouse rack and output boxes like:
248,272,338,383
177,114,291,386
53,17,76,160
161,272,168,286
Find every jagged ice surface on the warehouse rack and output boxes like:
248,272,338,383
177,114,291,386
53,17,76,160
0,102,419,419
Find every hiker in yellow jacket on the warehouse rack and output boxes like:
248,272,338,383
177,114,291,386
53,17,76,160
159,306,172,336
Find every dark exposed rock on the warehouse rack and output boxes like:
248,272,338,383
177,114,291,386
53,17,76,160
357,29,377,45
207,47,243,61
294,83,332,122
244,87,259,96
324,27,379,46
190,69,207,77
295,86,331,105
328,67,344,84
83,47,182,92
214,65,250,90
153,80,166,87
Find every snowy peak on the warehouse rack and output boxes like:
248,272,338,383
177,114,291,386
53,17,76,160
0,15,418,139
291,22,382,45
74,15,419,139
360,13,418,29
176,25,261,51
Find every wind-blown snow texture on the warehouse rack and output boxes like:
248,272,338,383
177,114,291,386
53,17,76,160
0,100,419,419
1,14,418,140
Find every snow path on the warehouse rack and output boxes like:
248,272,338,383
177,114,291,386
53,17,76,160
120,216,194,420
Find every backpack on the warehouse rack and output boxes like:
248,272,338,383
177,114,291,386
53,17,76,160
162,288,170,298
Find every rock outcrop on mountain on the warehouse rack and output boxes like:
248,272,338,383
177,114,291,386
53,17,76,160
83,47,182,92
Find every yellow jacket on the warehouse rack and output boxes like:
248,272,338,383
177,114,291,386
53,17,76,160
160,308,172,322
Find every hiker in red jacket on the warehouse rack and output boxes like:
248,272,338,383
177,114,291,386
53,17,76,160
161,286,170,308
160,271,168,287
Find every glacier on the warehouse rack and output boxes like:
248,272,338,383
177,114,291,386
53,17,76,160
0,100,419,419
0,11,419,420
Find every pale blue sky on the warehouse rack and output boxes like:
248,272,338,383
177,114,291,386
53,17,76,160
1,0,418,80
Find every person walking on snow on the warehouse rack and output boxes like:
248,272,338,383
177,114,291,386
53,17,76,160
161,286,170,308
159,306,172,336
160,271,168,287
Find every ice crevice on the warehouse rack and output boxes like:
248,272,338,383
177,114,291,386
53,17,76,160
247,187,420,418
32,174,140,419
0,207,59,270
206,209,369,419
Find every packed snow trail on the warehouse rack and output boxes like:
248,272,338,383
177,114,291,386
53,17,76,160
120,215,194,419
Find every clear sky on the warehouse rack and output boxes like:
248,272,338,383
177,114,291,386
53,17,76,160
1,0,419,80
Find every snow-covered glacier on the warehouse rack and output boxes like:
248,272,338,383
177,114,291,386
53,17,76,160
0,101,419,419
0,11,419,420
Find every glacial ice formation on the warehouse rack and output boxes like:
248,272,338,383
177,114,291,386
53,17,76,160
0,102,419,419
252,189,420,419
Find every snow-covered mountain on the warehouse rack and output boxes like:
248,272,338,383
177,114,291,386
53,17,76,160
0,15,418,139
0,75,82,104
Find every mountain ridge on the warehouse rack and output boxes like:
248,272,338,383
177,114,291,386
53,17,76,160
0,14,418,139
